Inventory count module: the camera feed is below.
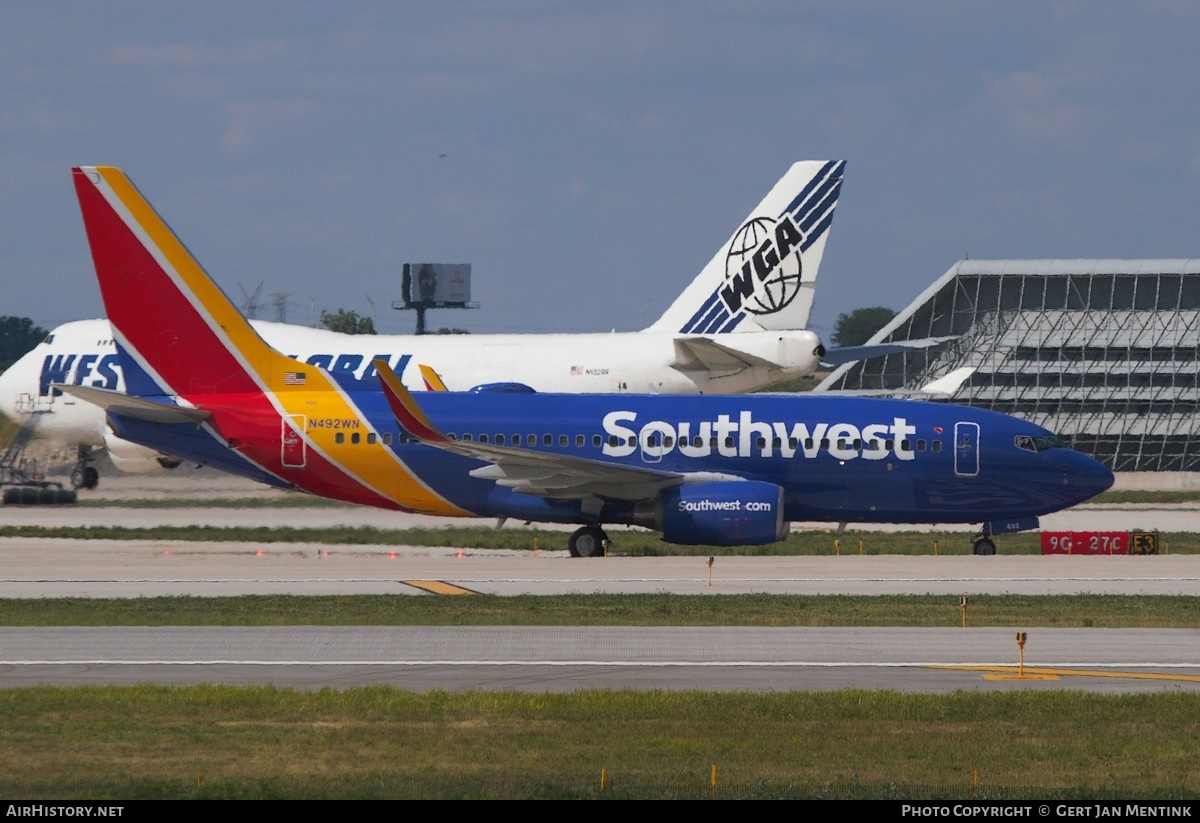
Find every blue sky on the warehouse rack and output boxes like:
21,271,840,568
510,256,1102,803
3,2,1199,341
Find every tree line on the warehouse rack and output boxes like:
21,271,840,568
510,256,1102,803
0,316,48,372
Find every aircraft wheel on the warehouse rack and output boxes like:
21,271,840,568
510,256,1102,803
973,538,996,556
82,466,99,489
568,526,608,558
69,467,85,489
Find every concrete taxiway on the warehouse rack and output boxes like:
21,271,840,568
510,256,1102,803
0,537,1198,598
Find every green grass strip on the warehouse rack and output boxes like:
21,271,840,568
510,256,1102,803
2,593,1198,627
1,686,1198,799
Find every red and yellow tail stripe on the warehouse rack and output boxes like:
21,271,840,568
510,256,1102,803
72,166,469,516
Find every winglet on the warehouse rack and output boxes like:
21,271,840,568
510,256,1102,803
917,367,976,397
374,359,448,443
419,364,449,392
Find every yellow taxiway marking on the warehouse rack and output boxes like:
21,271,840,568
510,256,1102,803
932,665,1200,683
403,580,478,596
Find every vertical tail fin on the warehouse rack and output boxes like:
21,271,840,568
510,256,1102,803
71,166,294,400
645,160,845,335
72,166,473,517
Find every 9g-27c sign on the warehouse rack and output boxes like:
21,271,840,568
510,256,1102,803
1040,531,1160,555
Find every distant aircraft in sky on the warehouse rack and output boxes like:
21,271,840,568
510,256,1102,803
55,164,1112,554
2,160,851,486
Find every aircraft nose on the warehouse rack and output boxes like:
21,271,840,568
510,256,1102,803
0,360,21,416
1060,450,1115,504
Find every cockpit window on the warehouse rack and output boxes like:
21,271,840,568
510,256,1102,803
1015,434,1068,453
42,334,54,345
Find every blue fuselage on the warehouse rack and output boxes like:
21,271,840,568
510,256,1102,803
110,388,1115,531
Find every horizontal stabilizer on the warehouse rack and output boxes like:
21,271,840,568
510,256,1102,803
671,337,780,373
55,384,211,424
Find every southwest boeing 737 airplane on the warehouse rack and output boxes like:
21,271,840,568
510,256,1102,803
2,161,854,487
55,165,1113,555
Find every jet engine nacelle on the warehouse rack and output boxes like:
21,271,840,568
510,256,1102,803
103,429,181,473
635,480,788,546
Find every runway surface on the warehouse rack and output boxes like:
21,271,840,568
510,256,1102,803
2,473,1198,693
4,626,1200,694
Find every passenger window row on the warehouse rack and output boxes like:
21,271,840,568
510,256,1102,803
448,433,602,448
333,432,391,445
328,429,943,454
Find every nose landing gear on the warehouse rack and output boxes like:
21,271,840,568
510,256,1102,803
972,534,996,556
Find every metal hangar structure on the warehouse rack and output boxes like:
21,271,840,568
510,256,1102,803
817,259,1200,472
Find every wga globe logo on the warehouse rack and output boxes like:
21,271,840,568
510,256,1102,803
720,215,805,316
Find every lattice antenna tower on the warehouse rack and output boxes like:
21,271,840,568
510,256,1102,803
238,282,264,319
270,292,291,323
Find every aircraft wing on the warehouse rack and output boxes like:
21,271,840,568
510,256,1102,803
465,451,682,500
54,384,212,424
807,367,977,398
671,336,781,373
375,360,684,501
820,336,958,367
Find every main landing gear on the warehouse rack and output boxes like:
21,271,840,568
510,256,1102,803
972,534,997,556
568,525,610,558
69,445,99,490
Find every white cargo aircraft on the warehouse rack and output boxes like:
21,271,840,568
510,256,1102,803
1,161,849,488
